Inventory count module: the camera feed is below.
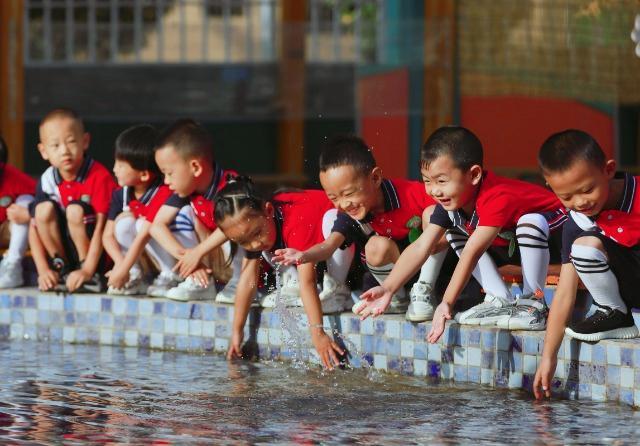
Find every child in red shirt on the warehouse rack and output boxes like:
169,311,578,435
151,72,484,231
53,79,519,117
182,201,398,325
102,124,175,295
357,126,566,343
534,130,640,399
213,176,351,370
29,108,117,293
0,136,36,288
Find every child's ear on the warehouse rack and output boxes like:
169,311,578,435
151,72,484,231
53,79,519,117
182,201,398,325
82,132,91,151
190,158,204,177
469,164,483,185
37,143,49,161
140,170,151,182
604,159,616,179
370,166,383,186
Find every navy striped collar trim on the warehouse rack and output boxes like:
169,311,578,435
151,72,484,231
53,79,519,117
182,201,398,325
53,156,93,185
452,208,479,229
203,164,224,200
616,172,636,213
126,177,164,204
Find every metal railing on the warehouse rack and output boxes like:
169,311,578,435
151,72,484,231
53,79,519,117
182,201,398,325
23,0,381,65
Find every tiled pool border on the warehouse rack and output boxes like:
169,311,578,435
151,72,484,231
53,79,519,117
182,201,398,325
2,288,640,408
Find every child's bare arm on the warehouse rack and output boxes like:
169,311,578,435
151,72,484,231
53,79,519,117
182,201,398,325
356,223,445,319
29,221,58,290
533,263,579,399
176,227,228,278
67,213,107,291
102,220,124,265
427,225,500,343
297,262,344,370
149,205,183,259
272,232,346,265
227,258,260,360
106,219,153,288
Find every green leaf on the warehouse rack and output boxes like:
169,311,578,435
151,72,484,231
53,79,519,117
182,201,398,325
508,237,516,257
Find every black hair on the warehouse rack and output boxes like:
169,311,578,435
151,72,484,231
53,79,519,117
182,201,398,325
538,129,606,173
115,124,160,174
214,175,267,226
0,135,7,165
421,126,483,170
39,107,85,133
155,118,214,162
318,134,377,176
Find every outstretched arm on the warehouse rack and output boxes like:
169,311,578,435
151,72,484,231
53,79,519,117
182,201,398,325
427,225,500,343
149,205,183,259
227,258,260,360
273,232,346,265
356,222,446,319
297,262,344,370
533,263,579,399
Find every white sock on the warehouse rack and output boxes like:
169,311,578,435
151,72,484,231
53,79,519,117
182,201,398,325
322,208,355,283
516,213,550,296
571,243,627,313
366,261,406,298
116,214,142,276
5,195,34,262
446,229,512,300
417,248,447,287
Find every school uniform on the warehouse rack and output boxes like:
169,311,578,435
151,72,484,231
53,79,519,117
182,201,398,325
107,178,173,222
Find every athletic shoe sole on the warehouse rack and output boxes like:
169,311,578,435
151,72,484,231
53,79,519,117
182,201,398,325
495,318,546,331
565,325,639,342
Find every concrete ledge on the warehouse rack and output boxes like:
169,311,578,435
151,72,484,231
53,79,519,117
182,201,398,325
1,288,640,408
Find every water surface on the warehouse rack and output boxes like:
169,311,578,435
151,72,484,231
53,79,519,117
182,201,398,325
0,342,637,444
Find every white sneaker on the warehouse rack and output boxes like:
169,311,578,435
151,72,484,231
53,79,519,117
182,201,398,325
454,294,515,326
0,258,24,288
260,270,302,308
318,274,351,313
107,275,148,296
495,294,548,330
147,271,182,298
215,284,236,304
166,276,216,301
406,281,437,322
387,288,409,314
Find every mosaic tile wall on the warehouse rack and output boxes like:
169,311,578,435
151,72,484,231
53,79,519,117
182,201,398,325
2,288,640,408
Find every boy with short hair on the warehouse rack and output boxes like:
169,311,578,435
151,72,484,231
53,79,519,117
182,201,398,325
0,136,36,288
276,134,445,319
356,126,566,342
30,108,117,292
102,124,184,295
534,129,640,399
150,119,242,302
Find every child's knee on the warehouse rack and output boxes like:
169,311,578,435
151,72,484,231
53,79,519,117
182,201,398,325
365,236,394,266
516,213,549,237
34,201,57,223
115,212,136,238
65,203,85,225
573,235,604,250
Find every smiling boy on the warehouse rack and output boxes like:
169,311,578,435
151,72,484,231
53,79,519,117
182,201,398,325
356,126,566,343
534,129,640,399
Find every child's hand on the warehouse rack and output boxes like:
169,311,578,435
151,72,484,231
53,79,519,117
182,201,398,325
38,269,59,291
6,204,30,224
272,248,304,265
105,265,129,289
427,301,452,343
227,331,244,360
533,356,557,399
175,247,204,278
354,286,393,320
66,269,92,293
191,267,212,288
311,330,344,370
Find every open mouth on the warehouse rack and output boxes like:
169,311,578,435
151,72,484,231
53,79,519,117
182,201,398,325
438,198,452,206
